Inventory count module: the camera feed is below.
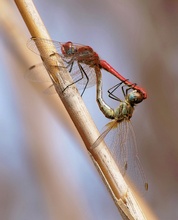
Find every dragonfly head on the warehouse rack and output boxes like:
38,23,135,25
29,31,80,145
127,90,144,105
61,42,76,56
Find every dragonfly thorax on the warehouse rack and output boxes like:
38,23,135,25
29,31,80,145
114,101,134,121
77,47,100,67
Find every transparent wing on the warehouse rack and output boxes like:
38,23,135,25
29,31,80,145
27,38,85,58
25,63,51,82
70,63,96,89
93,119,148,192
125,121,148,192
91,120,118,149
24,63,56,95
26,62,96,86
104,120,129,175
25,62,96,94
27,38,64,57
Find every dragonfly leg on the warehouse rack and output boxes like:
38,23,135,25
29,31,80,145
62,62,89,97
108,79,129,101
78,64,89,96
125,82,137,95
49,52,75,70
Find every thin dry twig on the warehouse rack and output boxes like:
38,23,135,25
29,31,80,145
14,0,151,219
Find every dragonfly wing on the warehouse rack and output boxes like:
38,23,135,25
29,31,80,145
80,64,96,88
27,38,64,57
97,120,147,192
103,120,129,175
91,120,118,149
27,38,85,58
125,121,148,192
27,38,73,68
43,84,56,95
25,63,51,82
26,61,96,95
70,63,96,90
91,120,129,175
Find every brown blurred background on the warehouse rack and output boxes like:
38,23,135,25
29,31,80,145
0,0,178,219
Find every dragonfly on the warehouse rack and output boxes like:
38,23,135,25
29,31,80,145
91,67,148,191
26,37,147,98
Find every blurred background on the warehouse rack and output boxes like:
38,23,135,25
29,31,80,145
1,0,178,219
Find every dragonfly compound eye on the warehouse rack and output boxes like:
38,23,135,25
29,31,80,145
61,42,76,55
128,90,144,104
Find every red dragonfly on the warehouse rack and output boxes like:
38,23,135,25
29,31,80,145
27,37,147,98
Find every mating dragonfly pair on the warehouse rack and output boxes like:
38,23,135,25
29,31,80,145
27,37,148,192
